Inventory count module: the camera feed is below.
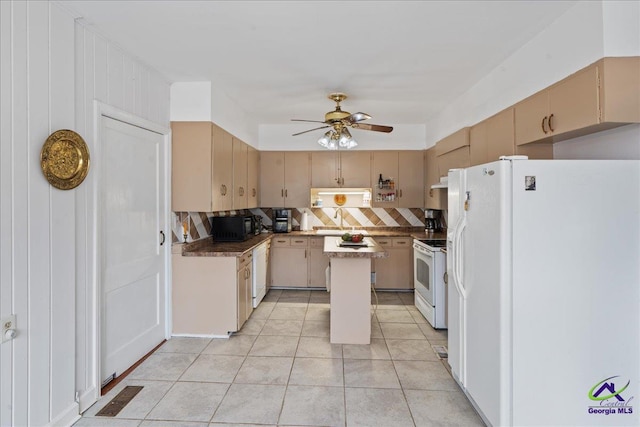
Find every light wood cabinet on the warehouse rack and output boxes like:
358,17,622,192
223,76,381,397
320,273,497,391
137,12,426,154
270,236,308,287
232,137,248,209
171,122,235,212
311,151,371,188
237,251,253,329
470,108,516,165
309,237,330,288
247,146,259,209
424,147,446,210
212,124,233,211
269,236,330,288
371,151,399,207
397,151,424,208
436,128,470,178
370,151,424,208
172,249,254,336
260,151,311,207
372,237,413,290
515,57,640,145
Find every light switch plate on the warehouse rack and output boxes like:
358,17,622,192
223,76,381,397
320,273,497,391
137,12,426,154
2,314,16,343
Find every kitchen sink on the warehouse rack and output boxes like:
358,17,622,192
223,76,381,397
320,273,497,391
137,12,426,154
315,229,369,235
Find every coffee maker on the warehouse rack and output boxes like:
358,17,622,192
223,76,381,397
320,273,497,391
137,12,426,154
273,209,292,233
425,209,443,234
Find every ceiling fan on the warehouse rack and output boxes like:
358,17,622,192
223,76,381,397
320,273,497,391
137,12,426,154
291,93,393,149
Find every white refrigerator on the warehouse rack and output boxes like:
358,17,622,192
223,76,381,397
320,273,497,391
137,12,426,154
447,157,639,426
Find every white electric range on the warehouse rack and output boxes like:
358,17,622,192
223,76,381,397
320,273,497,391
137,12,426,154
413,238,447,329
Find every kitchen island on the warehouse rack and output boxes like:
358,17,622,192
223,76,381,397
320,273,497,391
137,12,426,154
323,236,388,344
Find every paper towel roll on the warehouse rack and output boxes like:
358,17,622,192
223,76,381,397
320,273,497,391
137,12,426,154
301,211,309,231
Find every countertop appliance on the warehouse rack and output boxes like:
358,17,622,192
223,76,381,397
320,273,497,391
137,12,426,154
252,241,268,307
447,157,639,426
273,209,292,233
210,214,254,241
413,238,447,329
425,209,443,234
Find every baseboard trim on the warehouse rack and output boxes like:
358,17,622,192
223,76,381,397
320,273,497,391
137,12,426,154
79,387,98,413
171,333,231,339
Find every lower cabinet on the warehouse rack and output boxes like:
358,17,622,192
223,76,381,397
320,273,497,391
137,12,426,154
172,249,254,336
372,237,413,290
237,251,253,329
270,236,308,287
270,236,330,288
309,237,330,288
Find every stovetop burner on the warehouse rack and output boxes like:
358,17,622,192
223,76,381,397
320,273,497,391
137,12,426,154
418,239,447,248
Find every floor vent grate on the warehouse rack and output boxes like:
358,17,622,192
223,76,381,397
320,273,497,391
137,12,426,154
432,345,448,359
96,385,143,417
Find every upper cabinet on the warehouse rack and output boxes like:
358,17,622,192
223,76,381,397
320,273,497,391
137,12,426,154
172,122,233,212
371,151,424,208
515,57,640,145
424,147,446,210
311,151,371,188
247,146,259,209
232,137,248,209
260,151,311,207
436,128,470,178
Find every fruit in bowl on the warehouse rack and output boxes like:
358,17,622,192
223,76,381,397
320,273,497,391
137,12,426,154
341,233,352,241
351,233,364,243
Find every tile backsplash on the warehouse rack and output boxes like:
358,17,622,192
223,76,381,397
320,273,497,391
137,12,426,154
172,207,429,243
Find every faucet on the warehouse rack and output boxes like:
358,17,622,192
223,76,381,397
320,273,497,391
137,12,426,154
334,207,344,230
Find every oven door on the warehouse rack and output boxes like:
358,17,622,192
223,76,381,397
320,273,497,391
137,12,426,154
414,243,435,306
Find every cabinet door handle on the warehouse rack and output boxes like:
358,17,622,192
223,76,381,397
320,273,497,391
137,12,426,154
252,188,256,197
399,189,403,198
541,116,549,134
281,189,284,197
304,249,307,258
285,189,288,197
220,185,225,196
429,188,434,197
159,230,165,246
548,113,555,132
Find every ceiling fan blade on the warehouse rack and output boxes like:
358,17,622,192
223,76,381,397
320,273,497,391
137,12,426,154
344,112,372,124
291,119,328,124
292,125,331,136
351,123,393,133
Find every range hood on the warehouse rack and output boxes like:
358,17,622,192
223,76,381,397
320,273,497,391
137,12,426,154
430,177,448,189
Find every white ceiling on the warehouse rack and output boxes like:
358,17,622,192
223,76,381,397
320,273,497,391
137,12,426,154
58,0,579,130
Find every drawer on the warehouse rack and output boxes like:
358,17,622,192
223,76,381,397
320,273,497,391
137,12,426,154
238,251,252,270
376,238,392,247
309,237,325,247
271,237,291,247
290,237,309,247
392,238,412,247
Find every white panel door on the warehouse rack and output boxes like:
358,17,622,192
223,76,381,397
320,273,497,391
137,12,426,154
101,116,166,382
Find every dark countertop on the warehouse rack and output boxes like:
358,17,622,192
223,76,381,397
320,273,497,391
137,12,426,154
176,227,447,257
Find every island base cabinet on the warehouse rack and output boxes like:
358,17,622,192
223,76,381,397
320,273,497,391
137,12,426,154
330,257,371,344
172,254,237,336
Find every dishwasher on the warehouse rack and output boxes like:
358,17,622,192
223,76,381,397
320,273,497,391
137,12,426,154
252,241,268,307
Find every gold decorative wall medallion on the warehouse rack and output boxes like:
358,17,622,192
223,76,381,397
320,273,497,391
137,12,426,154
40,129,90,190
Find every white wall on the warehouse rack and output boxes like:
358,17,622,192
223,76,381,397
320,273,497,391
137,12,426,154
0,1,170,425
170,81,259,147
554,124,640,160
425,1,640,150
170,81,212,121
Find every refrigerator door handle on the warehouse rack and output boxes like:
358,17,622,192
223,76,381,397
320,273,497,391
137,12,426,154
453,216,467,299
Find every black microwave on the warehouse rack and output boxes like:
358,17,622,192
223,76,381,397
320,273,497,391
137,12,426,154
210,215,254,242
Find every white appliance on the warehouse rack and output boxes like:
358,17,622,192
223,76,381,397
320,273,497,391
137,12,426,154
413,238,446,329
252,241,268,307
447,157,640,426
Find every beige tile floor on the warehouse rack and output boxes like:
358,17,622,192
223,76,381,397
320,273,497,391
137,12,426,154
75,289,484,427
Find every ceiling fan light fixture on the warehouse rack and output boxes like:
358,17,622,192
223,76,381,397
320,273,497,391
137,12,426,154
349,112,371,122
317,131,332,148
